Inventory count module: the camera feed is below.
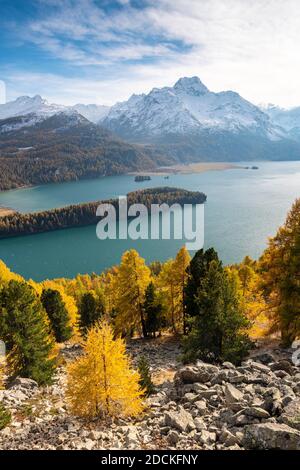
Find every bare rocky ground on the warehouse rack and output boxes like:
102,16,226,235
1,336,300,450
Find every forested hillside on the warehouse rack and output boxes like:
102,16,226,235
0,113,173,191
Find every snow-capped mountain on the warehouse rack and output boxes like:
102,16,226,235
0,96,110,129
72,103,110,123
0,95,66,120
101,77,285,142
262,104,300,141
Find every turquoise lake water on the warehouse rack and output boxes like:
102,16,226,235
0,161,299,281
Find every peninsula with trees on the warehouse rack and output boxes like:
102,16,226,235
0,187,207,238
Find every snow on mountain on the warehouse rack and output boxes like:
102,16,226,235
0,95,67,120
102,76,284,141
0,95,110,124
0,96,97,132
71,103,110,123
262,104,300,140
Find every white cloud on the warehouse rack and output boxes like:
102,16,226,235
4,0,300,107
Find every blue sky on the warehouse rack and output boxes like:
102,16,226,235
1,0,300,107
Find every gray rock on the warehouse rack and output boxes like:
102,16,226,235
280,397,300,430
270,360,294,376
219,429,239,447
175,363,219,385
194,400,207,415
168,430,180,445
244,407,270,419
164,406,195,433
224,383,244,404
125,428,140,448
198,429,216,445
243,423,300,450
194,417,207,431
9,377,39,390
250,352,275,365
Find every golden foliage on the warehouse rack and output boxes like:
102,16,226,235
158,246,190,333
114,250,151,336
0,260,23,285
66,321,144,418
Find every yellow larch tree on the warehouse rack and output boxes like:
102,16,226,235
115,250,151,337
66,321,144,419
0,260,23,286
229,257,269,338
158,246,191,333
259,198,300,345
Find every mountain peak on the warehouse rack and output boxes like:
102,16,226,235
174,76,209,95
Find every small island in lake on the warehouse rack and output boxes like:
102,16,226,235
134,175,151,182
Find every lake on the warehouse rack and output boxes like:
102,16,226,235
0,161,299,281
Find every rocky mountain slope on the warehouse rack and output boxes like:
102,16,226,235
2,78,300,173
1,337,300,450
101,77,300,162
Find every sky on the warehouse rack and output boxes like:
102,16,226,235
1,0,300,108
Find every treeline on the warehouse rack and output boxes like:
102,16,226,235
0,114,173,191
0,197,299,420
0,187,207,238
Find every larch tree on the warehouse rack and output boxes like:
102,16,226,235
158,247,190,333
259,198,300,345
0,280,56,385
172,246,191,334
66,321,144,419
115,250,151,338
157,259,178,332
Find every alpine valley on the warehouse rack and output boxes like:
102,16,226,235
1,76,300,190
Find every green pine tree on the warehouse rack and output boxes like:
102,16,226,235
41,288,72,343
183,260,251,365
0,280,56,385
144,282,163,338
184,248,219,323
78,292,105,336
137,355,155,396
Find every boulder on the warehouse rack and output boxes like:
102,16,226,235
125,427,140,448
244,407,270,419
198,429,216,445
194,417,207,431
164,406,195,433
194,400,207,415
168,430,180,445
280,397,300,430
175,363,219,385
270,360,294,376
219,429,239,447
250,352,275,365
9,377,38,390
224,383,244,404
243,423,300,450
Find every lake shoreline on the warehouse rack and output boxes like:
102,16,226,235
129,162,241,176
